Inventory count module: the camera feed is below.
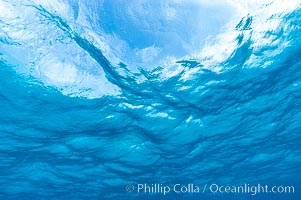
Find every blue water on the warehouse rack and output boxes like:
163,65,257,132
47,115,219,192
0,0,301,200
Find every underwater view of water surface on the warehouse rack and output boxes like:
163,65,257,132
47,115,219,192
0,0,301,199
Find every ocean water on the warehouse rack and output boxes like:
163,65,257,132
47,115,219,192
0,0,301,200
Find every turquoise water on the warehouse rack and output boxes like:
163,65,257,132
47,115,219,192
0,0,301,199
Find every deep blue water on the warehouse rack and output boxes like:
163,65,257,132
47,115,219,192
0,0,301,200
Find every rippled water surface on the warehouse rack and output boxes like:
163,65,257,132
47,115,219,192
0,0,301,199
